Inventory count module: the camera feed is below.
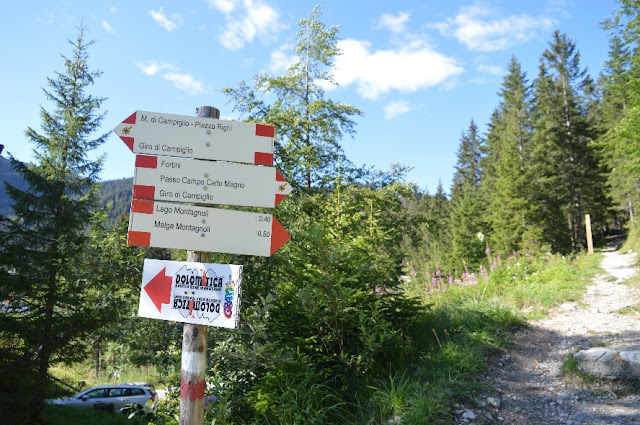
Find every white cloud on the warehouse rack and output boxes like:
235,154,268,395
109,6,118,14
149,7,184,31
378,12,410,33
137,61,205,95
477,64,504,76
208,0,239,14
269,44,296,73
136,61,169,76
328,39,463,99
102,20,114,33
384,100,411,120
162,73,204,95
209,0,284,50
37,11,55,25
432,5,554,52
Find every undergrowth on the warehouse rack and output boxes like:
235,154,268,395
46,250,605,425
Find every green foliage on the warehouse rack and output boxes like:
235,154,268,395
530,31,609,252
448,121,489,272
202,179,423,423
448,183,488,271
248,356,349,424
97,177,133,228
368,372,446,424
596,1,640,229
482,57,545,256
403,183,453,285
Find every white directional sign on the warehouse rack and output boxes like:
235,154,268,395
133,154,292,208
128,200,290,257
114,110,275,165
138,259,242,328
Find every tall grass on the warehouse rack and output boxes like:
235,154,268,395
427,253,602,319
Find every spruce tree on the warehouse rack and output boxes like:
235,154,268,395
483,57,542,254
449,120,487,270
451,120,483,200
0,27,107,423
600,2,640,228
530,31,607,251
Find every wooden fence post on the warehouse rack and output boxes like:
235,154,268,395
585,213,594,255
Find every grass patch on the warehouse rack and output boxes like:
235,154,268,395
427,253,601,320
618,303,640,315
368,372,449,424
48,363,165,399
44,404,151,425
561,354,598,385
621,226,640,255
379,297,526,424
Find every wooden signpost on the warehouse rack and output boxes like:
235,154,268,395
113,106,290,425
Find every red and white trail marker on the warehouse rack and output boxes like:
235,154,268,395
127,200,290,257
133,154,292,208
139,259,242,328
113,110,275,165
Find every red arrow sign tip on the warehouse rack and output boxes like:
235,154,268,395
144,267,172,312
270,218,290,255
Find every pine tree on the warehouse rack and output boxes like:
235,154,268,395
0,27,107,423
223,6,362,190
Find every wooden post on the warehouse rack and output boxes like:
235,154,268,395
179,106,219,425
585,213,594,255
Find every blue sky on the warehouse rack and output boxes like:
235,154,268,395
0,0,619,194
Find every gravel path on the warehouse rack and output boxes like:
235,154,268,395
456,238,640,425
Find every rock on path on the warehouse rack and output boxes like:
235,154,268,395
456,239,640,424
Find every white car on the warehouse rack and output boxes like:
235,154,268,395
46,383,157,414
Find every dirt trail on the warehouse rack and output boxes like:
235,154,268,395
456,239,640,424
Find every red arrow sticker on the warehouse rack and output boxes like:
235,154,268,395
144,267,173,312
